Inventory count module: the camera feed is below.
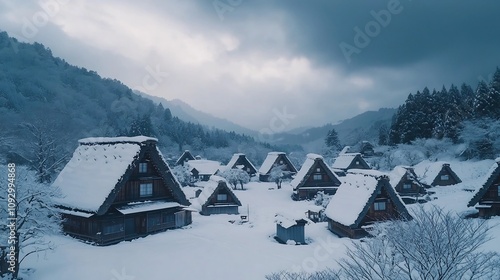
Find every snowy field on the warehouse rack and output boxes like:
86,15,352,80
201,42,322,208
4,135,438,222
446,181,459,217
21,159,500,280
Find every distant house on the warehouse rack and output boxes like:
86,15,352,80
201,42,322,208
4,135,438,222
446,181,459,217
226,153,257,176
274,213,310,244
331,153,371,176
467,159,500,217
414,161,462,187
53,136,192,246
348,141,375,157
176,150,195,166
258,152,298,182
291,153,342,200
196,176,242,215
325,173,411,239
186,159,222,181
389,166,426,201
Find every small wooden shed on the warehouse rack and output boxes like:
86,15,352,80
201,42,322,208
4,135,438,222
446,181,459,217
275,213,310,244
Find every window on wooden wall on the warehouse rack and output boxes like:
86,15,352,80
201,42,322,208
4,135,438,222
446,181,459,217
497,185,500,197
162,212,175,224
313,174,322,181
140,183,153,197
139,162,148,173
316,167,321,172
403,183,412,189
103,222,123,235
374,201,386,211
217,193,228,201
440,174,449,181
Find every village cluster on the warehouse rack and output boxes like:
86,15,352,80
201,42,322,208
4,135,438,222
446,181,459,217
52,136,500,246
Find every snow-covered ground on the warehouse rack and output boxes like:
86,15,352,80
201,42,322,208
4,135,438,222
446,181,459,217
22,159,500,280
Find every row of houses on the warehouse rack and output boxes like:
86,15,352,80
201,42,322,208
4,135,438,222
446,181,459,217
52,136,500,245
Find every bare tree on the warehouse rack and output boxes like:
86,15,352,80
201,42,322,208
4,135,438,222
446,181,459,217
0,166,61,279
338,206,500,280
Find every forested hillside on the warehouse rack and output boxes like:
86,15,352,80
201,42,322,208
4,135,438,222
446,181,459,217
388,68,500,158
0,32,278,182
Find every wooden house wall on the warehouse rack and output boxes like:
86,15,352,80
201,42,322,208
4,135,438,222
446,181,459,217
62,208,191,246
302,162,338,187
433,167,460,186
480,176,500,202
327,219,367,239
347,155,370,170
201,205,239,215
297,188,337,200
276,224,306,244
233,156,256,175
394,173,422,194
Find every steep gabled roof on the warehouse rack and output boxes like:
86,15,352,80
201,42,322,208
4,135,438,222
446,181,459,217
388,166,422,189
290,153,341,189
53,136,189,214
325,174,410,228
176,150,195,165
258,152,297,175
197,176,242,208
186,159,222,175
414,161,462,186
332,153,370,170
468,159,500,207
226,153,257,173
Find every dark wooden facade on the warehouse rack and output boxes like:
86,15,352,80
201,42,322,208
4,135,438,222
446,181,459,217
468,161,500,217
176,150,195,166
58,138,191,246
227,154,257,176
199,181,242,216
293,158,341,200
430,163,462,186
275,220,308,244
327,176,411,239
392,167,426,198
259,153,298,182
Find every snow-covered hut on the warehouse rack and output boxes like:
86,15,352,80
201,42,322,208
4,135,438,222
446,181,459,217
186,159,222,181
258,152,298,182
414,161,462,187
274,213,310,244
175,150,195,166
53,136,192,246
291,153,341,200
196,176,242,215
331,153,370,176
468,158,500,217
325,173,411,239
389,166,426,198
225,153,257,176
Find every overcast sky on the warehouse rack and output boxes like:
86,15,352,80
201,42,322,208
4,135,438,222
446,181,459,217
1,0,500,131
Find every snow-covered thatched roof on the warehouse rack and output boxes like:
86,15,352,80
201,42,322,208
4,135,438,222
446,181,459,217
290,153,335,189
331,153,369,170
325,173,409,227
187,159,222,175
53,136,188,213
413,160,461,185
225,153,257,172
468,158,500,207
259,152,285,174
196,176,241,208
274,212,310,229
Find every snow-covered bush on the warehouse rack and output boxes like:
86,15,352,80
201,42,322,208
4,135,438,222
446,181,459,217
171,164,192,186
219,168,250,190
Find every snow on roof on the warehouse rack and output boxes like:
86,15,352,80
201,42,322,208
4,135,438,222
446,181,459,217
468,161,500,207
290,154,323,188
413,160,450,185
116,201,182,215
53,142,141,212
388,166,411,187
331,153,360,169
339,146,351,155
196,176,238,207
226,153,257,171
275,212,309,229
187,159,222,175
325,174,379,227
348,169,387,177
258,152,285,174
78,136,157,144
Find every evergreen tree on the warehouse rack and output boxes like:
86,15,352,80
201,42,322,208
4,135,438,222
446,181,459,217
378,124,389,145
474,81,491,118
325,128,341,150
